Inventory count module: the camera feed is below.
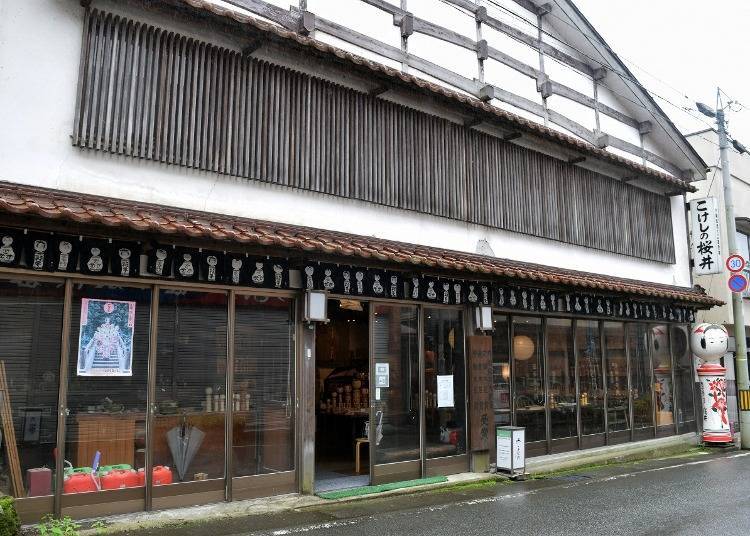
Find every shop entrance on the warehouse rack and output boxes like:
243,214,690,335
314,299,370,492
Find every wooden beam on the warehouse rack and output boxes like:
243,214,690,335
476,39,488,60
503,132,522,141
441,0,480,13
479,85,495,102
638,121,653,135
464,116,484,128
568,156,586,164
411,15,475,50
298,10,315,36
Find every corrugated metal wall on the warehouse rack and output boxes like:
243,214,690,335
72,10,675,263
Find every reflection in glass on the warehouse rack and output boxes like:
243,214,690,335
154,290,227,483
604,322,629,433
65,285,151,494
671,325,696,433
547,319,576,439
233,296,295,477
512,317,545,442
0,280,63,498
491,315,511,428
424,308,466,458
372,304,420,464
629,323,653,429
577,320,604,435
652,325,674,429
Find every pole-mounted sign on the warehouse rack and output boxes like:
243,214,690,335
690,197,722,275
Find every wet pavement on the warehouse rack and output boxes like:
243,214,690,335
228,450,750,536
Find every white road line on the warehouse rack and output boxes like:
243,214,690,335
254,453,748,535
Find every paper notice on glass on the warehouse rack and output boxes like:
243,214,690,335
437,375,454,408
77,298,136,377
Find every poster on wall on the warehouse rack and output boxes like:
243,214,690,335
437,375,454,408
77,298,136,377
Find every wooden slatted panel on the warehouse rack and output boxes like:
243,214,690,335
73,10,675,264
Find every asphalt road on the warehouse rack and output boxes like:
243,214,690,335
234,450,750,536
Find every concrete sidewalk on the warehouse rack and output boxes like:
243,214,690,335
29,433,705,535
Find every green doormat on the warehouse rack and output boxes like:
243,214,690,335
317,476,449,500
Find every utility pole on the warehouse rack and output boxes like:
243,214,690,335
716,92,750,449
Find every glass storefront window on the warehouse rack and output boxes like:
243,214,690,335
491,315,511,428
629,323,653,430
604,322,629,433
512,317,545,443
65,284,151,495
577,320,604,436
232,296,295,477
672,325,696,433
0,280,63,498
154,290,227,484
651,325,674,429
372,304,420,464
424,308,466,458
547,319,576,440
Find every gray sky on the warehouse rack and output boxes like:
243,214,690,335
575,0,750,147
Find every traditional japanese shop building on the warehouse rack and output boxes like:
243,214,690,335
0,0,719,523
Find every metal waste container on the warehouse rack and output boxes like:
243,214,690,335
496,426,525,476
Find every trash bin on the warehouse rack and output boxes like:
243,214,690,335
496,426,525,476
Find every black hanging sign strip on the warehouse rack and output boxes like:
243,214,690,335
111,241,141,278
173,247,199,280
79,238,109,275
0,229,22,267
201,250,225,283
52,235,80,273
25,233,53,271
225,254,249,285
146,244,173,278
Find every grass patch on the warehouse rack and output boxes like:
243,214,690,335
432,478,507,494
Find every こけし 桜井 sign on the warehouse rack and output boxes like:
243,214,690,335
690,197,722,275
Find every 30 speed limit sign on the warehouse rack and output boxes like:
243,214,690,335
726,254,746,273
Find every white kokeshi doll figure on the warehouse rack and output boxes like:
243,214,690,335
154,248,167,275
372,274,383,295
206,255,219,281
521,290,528,310
442,282,450,304
411,278,420,299
87,247,104,273
584,297,591,314
498,288,505,306
178,253,194,277
343,271,351,294
389,275,398,298
565,294,572,312
58,241,73,270
597,299,604,315
32,240,48,270
304,265,314,289
574,296,582,312
540,293,547,311
273,264,283,288
355,271,364,294
467,284,477,303
509,289,517,307
453,283,461,303
606,300,612,316
252,262,265,284
426,281,436,300
118,248,131,276
0,236,15,264
231,258,243,284
323,269,335,290
481,285,489,304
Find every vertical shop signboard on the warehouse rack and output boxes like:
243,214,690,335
77,298,136,376
690,197,722,275
468,335,493,451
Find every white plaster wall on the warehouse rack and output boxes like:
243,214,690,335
0,0,692,290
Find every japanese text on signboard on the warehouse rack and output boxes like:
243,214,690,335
690,197,722,275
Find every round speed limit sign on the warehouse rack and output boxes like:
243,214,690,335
726,254,746,273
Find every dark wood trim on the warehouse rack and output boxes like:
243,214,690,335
425,454,469,477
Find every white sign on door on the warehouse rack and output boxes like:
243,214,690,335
437,375,454,408
690,197,722,275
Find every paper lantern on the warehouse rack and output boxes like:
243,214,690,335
513,335,535,361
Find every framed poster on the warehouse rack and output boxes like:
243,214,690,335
77,298,136,376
